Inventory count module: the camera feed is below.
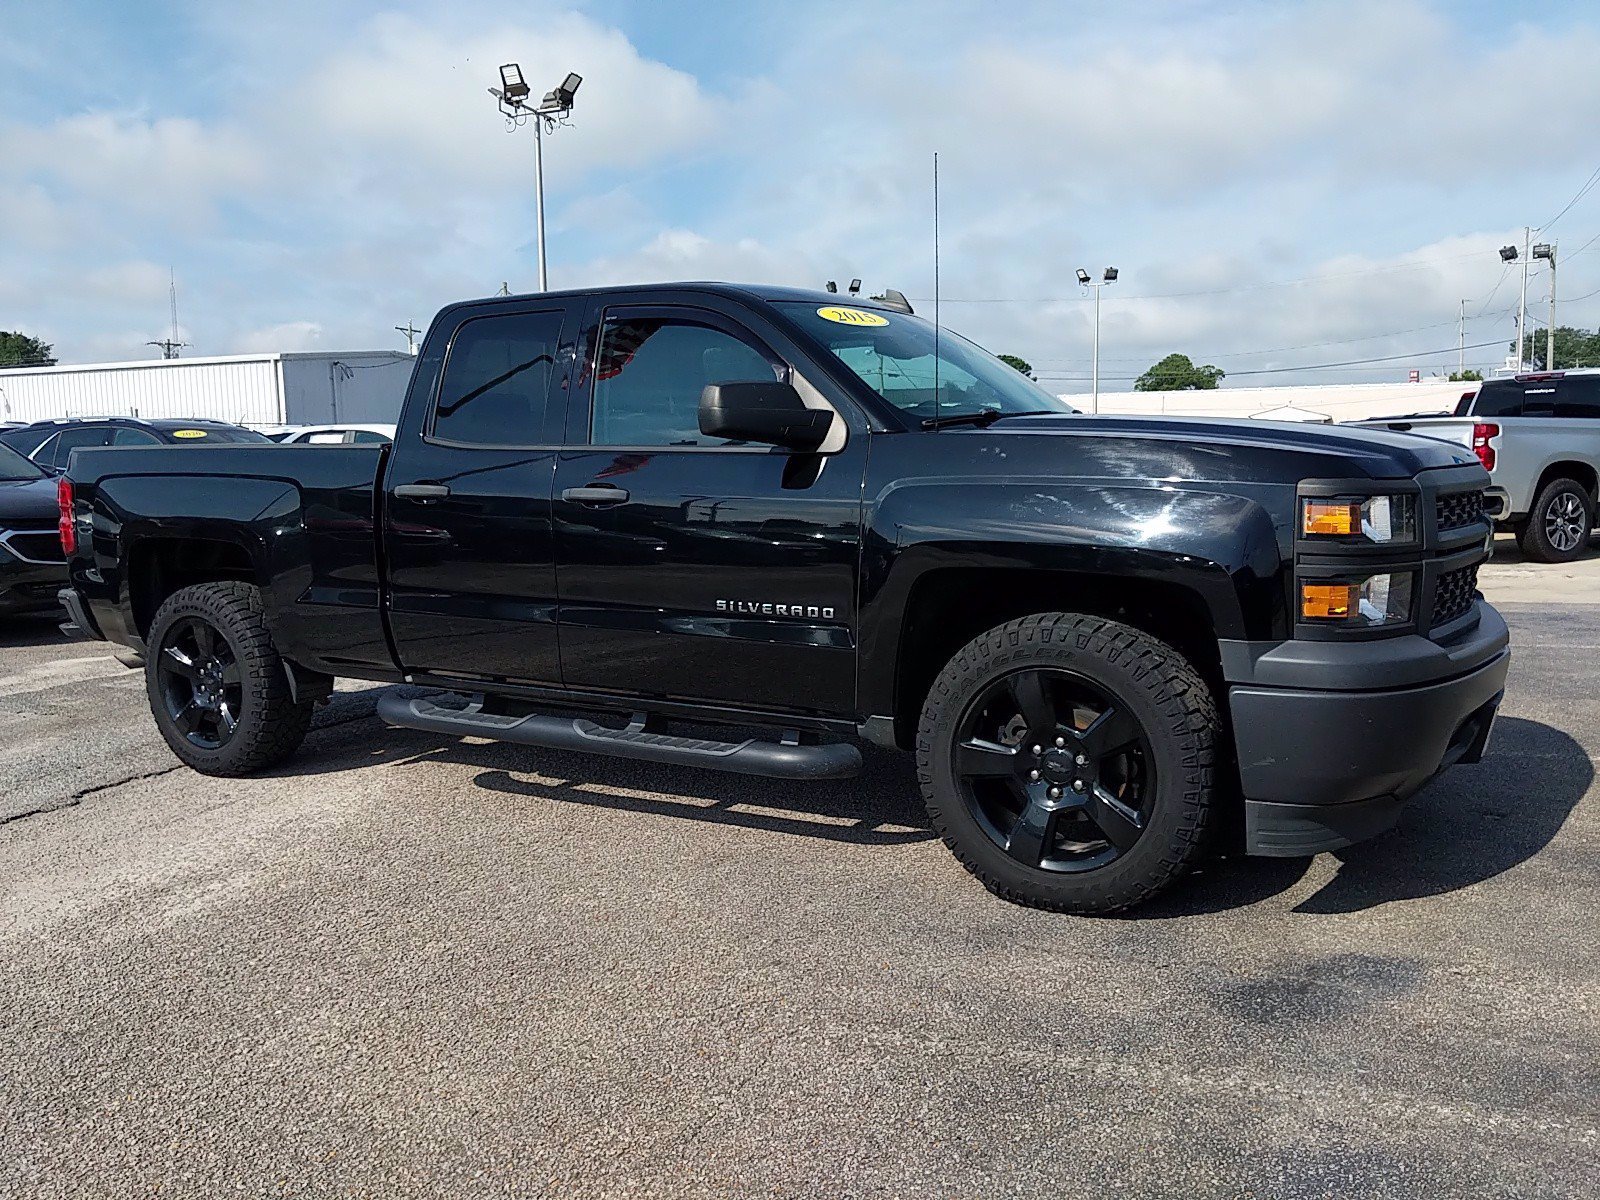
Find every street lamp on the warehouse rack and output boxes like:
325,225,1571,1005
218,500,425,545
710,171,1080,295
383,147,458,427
1078,266,1117,414
1534,242,1557,369
489,64,583,291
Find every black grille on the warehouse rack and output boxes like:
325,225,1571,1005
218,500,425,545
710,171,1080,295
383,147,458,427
1436,490,1486,532
1432,563,1479,627
1,530,64,563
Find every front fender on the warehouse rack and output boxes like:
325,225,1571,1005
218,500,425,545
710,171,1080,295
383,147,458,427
857,478,1287,716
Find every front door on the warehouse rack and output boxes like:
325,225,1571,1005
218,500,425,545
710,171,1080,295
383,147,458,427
551,300,867,717
383,302,575,684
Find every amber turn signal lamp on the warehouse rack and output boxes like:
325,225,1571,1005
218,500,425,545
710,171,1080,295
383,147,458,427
1301,582,1356,621
1301,499,1359,537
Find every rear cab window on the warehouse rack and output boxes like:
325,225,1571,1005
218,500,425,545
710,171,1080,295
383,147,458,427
431,310,566,446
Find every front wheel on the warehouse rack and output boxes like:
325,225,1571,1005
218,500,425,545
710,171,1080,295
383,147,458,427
145,581,314,776
917,614,1220,914
1517,478,1595,563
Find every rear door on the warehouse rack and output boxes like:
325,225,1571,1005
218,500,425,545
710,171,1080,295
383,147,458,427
36,425,115,472
382,301,578,684
550,293,868,717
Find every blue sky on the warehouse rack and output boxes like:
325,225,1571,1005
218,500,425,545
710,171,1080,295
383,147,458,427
5,0,1600,389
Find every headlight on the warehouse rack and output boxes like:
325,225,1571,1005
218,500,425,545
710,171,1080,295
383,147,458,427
1301,572,1415,627
1301,495,1417,544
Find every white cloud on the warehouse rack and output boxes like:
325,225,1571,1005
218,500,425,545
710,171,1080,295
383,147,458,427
238,321,324,352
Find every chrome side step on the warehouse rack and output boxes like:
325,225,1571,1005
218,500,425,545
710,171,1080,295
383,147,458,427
377,692,862,780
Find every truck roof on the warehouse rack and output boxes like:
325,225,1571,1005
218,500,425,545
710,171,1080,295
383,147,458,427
448,282,908,312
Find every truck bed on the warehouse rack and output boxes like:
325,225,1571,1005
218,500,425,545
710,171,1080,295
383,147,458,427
64,443,396,677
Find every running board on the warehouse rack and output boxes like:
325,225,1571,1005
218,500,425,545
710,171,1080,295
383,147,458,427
377,693,862,780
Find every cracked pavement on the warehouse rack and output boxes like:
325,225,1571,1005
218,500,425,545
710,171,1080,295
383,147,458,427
0,549,1596,1198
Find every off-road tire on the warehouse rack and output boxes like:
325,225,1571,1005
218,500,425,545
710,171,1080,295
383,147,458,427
145,581,314,775
1516,478,1594,563
917,613,1220,914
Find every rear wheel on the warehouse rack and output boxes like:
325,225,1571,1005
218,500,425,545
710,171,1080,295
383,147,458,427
918,613,1219,914
1517,478,1594,563
145,581,314,775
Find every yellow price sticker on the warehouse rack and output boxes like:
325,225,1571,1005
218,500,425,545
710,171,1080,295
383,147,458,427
171,429,208,439
816,306,889,327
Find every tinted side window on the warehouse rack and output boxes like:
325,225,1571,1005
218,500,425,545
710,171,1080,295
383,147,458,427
351,430,392,444
433,311,565,446
112,428,161,446
45,427,113,469
1,426,56,456
590,317,779,447
1557,376,1600,419
1471,382,1523,418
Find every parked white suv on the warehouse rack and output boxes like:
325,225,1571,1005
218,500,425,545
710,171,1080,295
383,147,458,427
1356,371,1600,562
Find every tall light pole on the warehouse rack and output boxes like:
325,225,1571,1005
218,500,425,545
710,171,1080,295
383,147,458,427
490,65,582,292
1534,242,1557,369
1077,266,1117,413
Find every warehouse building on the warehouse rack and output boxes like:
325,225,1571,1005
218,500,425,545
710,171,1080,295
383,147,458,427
0,351,415,431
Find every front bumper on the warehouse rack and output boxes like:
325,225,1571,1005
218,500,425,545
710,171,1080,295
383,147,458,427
1225,602,1510,856
0,555,68,615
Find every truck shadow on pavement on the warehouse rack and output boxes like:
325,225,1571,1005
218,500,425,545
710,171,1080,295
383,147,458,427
450,739,935,846
1139,716,1591,917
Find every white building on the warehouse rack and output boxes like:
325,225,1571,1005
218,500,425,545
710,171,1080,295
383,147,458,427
0,351,415,430
1067,380,1475,423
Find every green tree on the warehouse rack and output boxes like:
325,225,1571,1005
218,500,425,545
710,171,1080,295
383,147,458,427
1135,353,1224,391
1448,369,1483,382
996,353,1035,379
1515,326,1600,371
0,331,56,367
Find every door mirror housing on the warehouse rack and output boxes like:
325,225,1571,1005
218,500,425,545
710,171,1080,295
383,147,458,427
699,381,832,452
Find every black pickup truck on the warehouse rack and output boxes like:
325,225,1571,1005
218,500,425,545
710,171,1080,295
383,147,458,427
58,284,1509,912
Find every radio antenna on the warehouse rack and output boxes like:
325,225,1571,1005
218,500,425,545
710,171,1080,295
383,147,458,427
933,151,941,429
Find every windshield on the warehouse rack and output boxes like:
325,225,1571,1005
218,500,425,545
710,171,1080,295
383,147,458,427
161,426,272,444
776,302,1075,423
0,439,45,480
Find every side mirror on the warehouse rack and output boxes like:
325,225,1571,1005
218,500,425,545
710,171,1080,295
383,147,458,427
699,381,832,452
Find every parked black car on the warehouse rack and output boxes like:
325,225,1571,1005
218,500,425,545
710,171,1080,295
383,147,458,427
0,439,66,615
1,417,272,472
58,284,1508,912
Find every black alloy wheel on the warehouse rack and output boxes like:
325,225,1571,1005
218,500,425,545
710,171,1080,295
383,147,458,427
952,667,1154,873
155,615,244,749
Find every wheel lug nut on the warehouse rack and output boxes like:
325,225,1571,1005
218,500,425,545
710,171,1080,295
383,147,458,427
1048,787,1063,799
1029,769,1041,781
1031,744,1042,755
1054,736,1065,748
1075,754,1087,766
1072,779,1085,792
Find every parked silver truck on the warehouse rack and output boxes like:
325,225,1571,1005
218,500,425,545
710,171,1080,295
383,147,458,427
1356,370,1600,562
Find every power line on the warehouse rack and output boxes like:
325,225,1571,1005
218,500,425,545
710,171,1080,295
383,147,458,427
910,249,1491,305
1540,165,1600,232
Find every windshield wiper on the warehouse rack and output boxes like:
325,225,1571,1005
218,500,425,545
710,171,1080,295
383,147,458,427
920,408,1063,430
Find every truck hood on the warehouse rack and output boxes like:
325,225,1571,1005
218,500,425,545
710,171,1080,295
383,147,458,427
0,473,59,523
980,413,1476,481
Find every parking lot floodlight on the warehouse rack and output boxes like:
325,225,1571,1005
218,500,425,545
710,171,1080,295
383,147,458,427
1534,243,1554,260
559,73,583,105
1104,267,1119,282
1076,268,1092,285
825,280,838,294
1500,244,1518,262
848,279,862,296
499,64,530,105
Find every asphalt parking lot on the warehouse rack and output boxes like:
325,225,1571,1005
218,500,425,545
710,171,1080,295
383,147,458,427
1,535,1595,1199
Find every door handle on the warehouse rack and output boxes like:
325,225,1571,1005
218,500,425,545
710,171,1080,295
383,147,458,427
394,483,451,501
562,486,630,506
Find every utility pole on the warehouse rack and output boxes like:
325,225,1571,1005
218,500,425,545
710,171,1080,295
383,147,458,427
1459,299,1465,377
394,321,421,355
1517,226,1531,369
